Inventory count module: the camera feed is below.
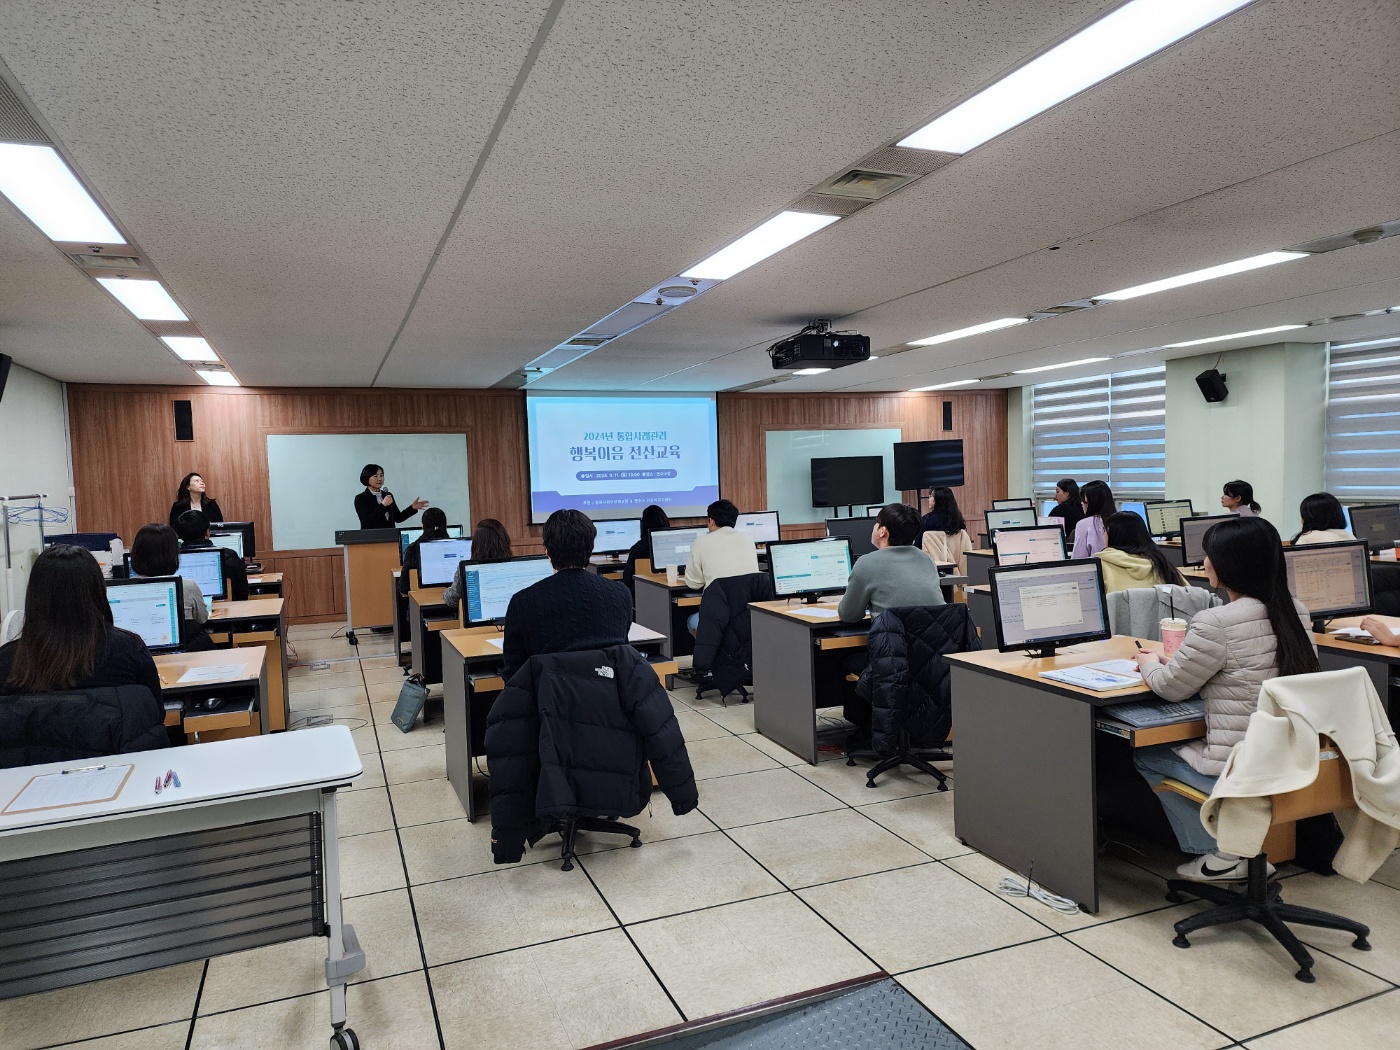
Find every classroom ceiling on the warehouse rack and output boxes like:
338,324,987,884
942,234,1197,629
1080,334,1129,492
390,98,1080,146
0,0,1397,392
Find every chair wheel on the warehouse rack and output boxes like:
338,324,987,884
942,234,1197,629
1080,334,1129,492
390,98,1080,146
1295,968,1316,983
846,757,855,766
866,779,878,788
561,859,574,871
936,781,949,792
331,1028,360,1050
1355,937,1371,951
629,837,642,848
1166,891,1184,903
1173,934,1191,949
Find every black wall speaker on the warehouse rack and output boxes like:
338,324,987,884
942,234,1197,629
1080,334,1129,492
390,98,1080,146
0,354,11,404
174,399,194,441
1195,368,1229,403
942,400,953,431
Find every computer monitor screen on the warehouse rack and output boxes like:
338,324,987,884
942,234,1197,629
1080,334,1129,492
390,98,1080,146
992,498,1036,511
824,516,877,559
892,439,965,490
650,526,709,569
399,524,466,560
811,456,885,508
985,507,1038,531
1119,501,1148,526
593,518,642,556
417,539,475,586
1343,505,1353,534
206,529,244,559
735,510,781,545
989,559,1110,656
210,521,255,560
1348,504,1400,552
1284,541,1372,623
768,538,853,599
177,550,226,600
106,577,182,651
1041,500,1058,517
1146,500,1195,537
1180,514,1234,565
992,526,1068,566
458,557,556,625
1037,516,1066,531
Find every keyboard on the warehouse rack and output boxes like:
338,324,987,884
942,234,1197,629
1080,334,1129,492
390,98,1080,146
1100,697,1205,728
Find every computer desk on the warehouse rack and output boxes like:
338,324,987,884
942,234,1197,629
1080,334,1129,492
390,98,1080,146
1314,613,1400,720
439,623,674,820
590,553,627,581
633,570,701,659
246,571,283,597
209,597,289,732
964,550,994,587
155,647,268,741
407,585,453,683
964,585,993,637
1157,539,1186,567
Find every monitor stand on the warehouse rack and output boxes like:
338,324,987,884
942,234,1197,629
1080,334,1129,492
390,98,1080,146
1023,643,1061,659
802,594,824,605
1311,617,1331,635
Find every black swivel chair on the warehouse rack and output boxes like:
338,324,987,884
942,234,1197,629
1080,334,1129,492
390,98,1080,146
691,572,775,705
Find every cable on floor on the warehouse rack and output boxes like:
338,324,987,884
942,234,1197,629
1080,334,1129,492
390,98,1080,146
997,874,1081,915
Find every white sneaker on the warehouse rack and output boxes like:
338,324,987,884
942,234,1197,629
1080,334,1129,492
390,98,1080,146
1175,853,1276,883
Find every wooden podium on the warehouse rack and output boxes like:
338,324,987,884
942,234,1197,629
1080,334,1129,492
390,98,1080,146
336,528,400,634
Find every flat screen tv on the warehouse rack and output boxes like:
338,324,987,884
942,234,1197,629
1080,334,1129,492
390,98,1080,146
893,439,965,490
810,456,884,508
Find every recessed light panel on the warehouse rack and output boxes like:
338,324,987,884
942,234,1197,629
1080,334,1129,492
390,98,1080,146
909,317,1029,347
95,277,188,321
1013,357,1111,375
1095,251,1306,302
196,370,239,386
681,211,840,281
1163,324,1305,348
159,336,219,361
0,143,124,243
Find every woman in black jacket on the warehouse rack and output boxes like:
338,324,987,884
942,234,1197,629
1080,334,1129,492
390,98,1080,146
1047,477,1084,533
622,504,670,594
399,508,450,595
168,472,224,530
354,463,427,529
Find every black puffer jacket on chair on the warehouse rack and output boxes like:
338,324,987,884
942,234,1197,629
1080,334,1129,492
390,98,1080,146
692,572,775,698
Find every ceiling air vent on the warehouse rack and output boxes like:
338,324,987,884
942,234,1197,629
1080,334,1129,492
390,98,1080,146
815,167,918,201
0,78,48,145
566,336,610,347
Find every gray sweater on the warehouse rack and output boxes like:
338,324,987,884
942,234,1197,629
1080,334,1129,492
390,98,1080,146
838,545,946,622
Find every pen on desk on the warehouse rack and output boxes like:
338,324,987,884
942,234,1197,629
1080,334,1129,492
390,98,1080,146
61,764,106,775
1134,639,1144,650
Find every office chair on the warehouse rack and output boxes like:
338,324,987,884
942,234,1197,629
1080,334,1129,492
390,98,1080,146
0,610,21,646
529,816,642,871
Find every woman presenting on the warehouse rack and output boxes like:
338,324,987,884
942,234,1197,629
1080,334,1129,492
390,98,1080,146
168,472,225,530
355,463,427,529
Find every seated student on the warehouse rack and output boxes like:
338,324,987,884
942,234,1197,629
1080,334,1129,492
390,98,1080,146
176,510,250,601
399,508,450,596
1047,478,1084,533
1291,492,1356,545
1359,616,1400,646
1132,516,1316,882
131,523,210,645
1071,480,1115,558
502,510,632,679
1096,511,1186,591
0,545,167,766
622,505,670,595
919,487,974,574
443,518,513,609
684,499,760,633
1221,479,1262,518
168,472,224,530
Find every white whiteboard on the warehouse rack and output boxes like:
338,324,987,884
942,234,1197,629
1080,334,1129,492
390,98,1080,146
764,428,903,525
266,433,471,550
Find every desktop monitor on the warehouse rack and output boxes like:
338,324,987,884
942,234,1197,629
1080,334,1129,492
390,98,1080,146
417,538,474,586
593,518,642,556
649,526,709,569
458,556,556,626
210,522,255,560
988,559,1110,658
1119,501,1148,526
1040,500,1058,517
992,526,1068,566
992,498,1036,511
735,510,781,545
767,538,853,602
399,524,466,560
105,577,183,652
985,506,1038,531
206,529,244,560
1145,500,1195,538
1180,514,1234,566
1037,515,1066,531
824,516,878,559
1284,541,1372,630
177,549,226,601
1348,504,1400,552
1343,505,1353,534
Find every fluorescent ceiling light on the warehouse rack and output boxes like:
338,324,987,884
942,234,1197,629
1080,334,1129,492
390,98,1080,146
1332,336,1400,351
95,277,188,321
160,336,219,362
197,370,239,386
1095,251,1306,302
899,0,1252,153
912,379,980,391
909,317,1029,347
1013,357,1111,375
1163,324,1305,348
681,211,840,281
792,367,832,376
0,143,125,243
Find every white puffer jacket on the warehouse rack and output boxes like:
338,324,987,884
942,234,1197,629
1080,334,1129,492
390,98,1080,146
1140,595,1315,776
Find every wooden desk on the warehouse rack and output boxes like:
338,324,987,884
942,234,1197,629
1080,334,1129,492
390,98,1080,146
209,597,289,732
0,728,365,1046
155,647,268,741
633,571,701,658
964,549,994,587
246,571,284,597
1314,614,1400,718
590,554,627,581
407,586,452,682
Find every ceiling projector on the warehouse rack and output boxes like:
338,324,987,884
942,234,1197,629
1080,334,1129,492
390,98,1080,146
769,320,871,370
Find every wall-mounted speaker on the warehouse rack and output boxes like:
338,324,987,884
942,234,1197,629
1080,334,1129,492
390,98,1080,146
941,400,953,431
1195,368,1229,403
0,354,11,404
174,399,194,441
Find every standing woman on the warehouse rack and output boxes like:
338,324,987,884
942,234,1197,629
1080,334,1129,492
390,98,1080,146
1047,478,1084,533
920,488,974,575
1221,480,1261,517
1072,480,1116,558
169,473,224,530
355,464,427,530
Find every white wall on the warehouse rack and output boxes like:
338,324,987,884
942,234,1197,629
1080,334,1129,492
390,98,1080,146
0,363,75,617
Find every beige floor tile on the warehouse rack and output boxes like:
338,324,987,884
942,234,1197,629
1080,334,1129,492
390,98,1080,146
287,620,344,639
382,743,446,784
362,663,411,684
1068,902,1390,1039
360,654,402,667
368,680,404,703
57,1022,190,1050
630,894,877,1020
1269,874,1400,983
800,861,1050,973
288,668,364,693
898,938,1228,1050
855,791,971,860
697,700,757,735
566,799,720,856
1371,849,1400,890
414,863,617,967
400,816,511,884
339,829,407,898
684,734,782,780
389,777,469,827
370,698,409,724
695,767,845,828
729,809,928,889
670,705,732,742
741,731,806,766
342,760,387,793
338,786,395,837
285,684,369,710
288,702,372,727
376,722,447,752
350,724,382,756
1244,988,1400,1049
794,753,944,806
0,961,203,1050
582,830,783,924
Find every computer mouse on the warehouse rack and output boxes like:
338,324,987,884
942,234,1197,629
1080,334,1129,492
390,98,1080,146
200,696,222,711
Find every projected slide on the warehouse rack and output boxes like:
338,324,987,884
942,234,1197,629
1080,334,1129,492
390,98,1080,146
527,395,719,522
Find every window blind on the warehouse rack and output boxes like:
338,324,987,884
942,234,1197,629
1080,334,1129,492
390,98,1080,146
1031,365,1166,499
1325,337,1400,500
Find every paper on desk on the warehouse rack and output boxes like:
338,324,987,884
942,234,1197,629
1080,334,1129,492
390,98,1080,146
3,764,134,814
1086,659,1141,677
1330,627,1376,643
177,664,246,684
486,637,505,649
799,607,840,619
1040,666,1139,691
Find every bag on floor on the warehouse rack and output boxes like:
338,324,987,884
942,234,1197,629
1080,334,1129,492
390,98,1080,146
390,673,428,733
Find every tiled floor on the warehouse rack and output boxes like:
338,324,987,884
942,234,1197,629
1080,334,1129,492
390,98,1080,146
5,619,1400,1049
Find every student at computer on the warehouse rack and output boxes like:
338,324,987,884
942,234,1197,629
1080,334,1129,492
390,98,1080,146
501,510,632,679
1071,480,1115,558
355,463,428,529
684,499,759,632
1095,512,1185,591
131,523,210,635
168,472,225,530
1291,492,1356,545
176,510,250,601
399,508,450,596
0,545,167,765
1046,478,1083,532
622,505,670,595
1132,515,1316,882
443,518,513,609
919,488,974,575
1221,479,1261,517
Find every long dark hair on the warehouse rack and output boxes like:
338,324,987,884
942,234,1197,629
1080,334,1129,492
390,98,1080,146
7,545,114,692
1081,479,1116,522
131,523,180,577
470,518,513,562
420,507,449,542
1293,492,1347,542
1056,478,1080,503
176,472,211,504
1104,512,1184,585
1224,479,1261,513
932,487,965,534
640,504,671,537
1202,516,1318,678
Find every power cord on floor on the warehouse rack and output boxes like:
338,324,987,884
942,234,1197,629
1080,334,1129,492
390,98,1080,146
997,862,1081,915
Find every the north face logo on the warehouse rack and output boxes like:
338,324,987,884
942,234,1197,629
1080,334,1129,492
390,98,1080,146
595,666,614,679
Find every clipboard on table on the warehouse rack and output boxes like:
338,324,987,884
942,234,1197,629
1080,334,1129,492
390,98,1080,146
2,764,136,815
